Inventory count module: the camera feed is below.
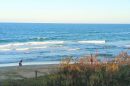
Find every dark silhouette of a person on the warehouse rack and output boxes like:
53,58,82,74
19,60,23,67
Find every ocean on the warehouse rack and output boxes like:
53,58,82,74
0,23,130,66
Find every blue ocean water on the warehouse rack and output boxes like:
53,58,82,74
0,23,130,65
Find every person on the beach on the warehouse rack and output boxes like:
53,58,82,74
19,60,23,67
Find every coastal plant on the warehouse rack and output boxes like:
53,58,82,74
1,52,130,86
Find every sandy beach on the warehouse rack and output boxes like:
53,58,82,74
0,64,59,81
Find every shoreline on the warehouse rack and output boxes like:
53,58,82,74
0,61,60,67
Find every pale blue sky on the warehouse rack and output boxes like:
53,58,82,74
0,0,130,23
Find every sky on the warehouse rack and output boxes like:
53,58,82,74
0,0,130,23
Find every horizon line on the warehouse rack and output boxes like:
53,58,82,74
0,22,130,24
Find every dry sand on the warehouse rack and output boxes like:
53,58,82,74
0,64,59,80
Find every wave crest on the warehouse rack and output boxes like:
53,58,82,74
0,41,64,51
78,40,106,44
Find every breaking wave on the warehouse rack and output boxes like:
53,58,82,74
78,40,106,44
0,41,64,51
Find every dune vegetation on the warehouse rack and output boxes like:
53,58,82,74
1,52,130,86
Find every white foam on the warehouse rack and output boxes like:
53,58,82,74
0,48,11,51
68,48,80,51
28,41,64,45
78,40,105,44
124,45,130,48
0,41,64,51
0,41,64,47
32,46,47,49
16,48,29,51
